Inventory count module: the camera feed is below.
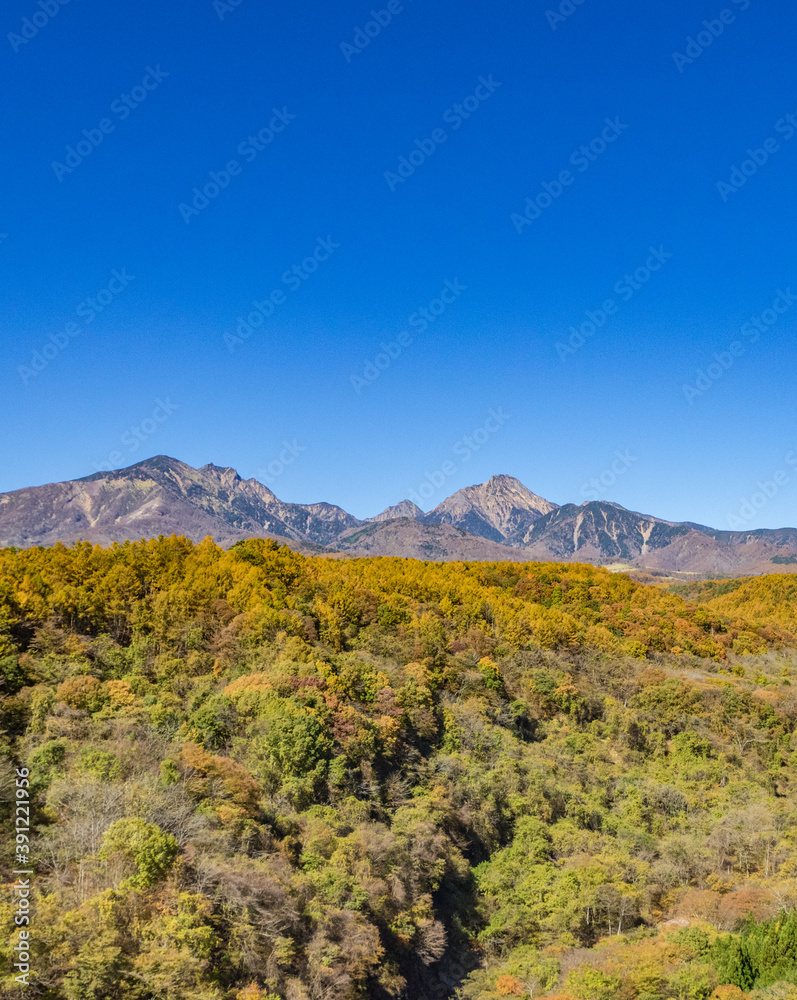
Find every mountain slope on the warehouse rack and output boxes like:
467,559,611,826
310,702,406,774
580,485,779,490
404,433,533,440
336,518,537,561
521,501,689,560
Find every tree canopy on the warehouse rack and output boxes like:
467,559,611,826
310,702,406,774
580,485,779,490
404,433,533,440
2,536,797,999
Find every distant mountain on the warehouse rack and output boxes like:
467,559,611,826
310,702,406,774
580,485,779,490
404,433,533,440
421,474,559,544
0,456,357,550
2,457,797,579
521,501,688,561
195,462,359,545
519,502,797,578
336,518,536,562
368,500,424,523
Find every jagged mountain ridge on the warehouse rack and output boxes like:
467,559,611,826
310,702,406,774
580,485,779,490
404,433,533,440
0,456,358,550
1,456,797,577
522,502,690,561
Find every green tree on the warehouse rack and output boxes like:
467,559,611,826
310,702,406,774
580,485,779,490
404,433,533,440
99,818,179,889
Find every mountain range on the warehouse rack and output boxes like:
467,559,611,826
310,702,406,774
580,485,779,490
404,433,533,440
1,455,796,579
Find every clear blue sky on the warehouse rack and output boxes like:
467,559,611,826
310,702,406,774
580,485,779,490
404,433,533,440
2,0,795,527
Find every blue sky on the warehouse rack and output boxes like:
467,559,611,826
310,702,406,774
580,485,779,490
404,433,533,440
1,0,795,527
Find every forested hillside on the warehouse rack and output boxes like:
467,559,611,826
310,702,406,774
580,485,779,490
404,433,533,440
3,537,797,999
672,575,797,634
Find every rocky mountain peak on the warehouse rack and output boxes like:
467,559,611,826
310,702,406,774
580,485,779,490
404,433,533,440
200,463,243,487
422,475,559,545
368,499,425,522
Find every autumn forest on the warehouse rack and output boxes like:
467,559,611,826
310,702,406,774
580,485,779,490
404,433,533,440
3,536,797,999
